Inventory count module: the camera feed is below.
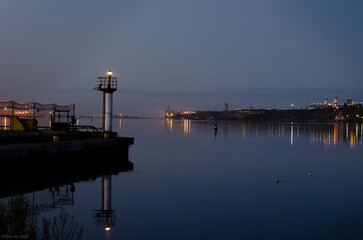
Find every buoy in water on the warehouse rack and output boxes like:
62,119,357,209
274,178,279,183
308,172,312,177
214,123,218,130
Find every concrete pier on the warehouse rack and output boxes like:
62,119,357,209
0,129,134,198
0,130,133,160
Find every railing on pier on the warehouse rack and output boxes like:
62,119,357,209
96,77,117,92
0,100,75,131
70,125,102,133
0,101,74,113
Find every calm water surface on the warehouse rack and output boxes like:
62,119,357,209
3,119,363,239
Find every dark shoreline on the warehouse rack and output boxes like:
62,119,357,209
166,106,363,123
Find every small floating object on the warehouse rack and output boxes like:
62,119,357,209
274,178,279,183
308,172,313,177
214,123,218,130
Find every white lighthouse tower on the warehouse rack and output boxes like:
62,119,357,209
96,70,117,135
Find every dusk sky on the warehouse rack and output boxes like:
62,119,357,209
1,0,362,117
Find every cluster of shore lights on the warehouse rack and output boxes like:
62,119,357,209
181,110,195,115
15,111,31,115
165,112,174,117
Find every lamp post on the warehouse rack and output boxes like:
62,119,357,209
97,70,117,133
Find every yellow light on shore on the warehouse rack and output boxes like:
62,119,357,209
107,70,112,77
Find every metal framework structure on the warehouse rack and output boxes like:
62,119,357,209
96,77,117,93
0,101,75,129
0,101,74,113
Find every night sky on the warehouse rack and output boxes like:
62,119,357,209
1,0,362,117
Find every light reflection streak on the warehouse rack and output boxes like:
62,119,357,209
237,122,363,149
166,118,173,132
242,123,245,139
183,119,190,135
224,122,228,139
243,121,363,149
0,117,9,130
290,123,293,146
161,121,363,148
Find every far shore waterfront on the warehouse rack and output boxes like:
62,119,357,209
166,105,363,123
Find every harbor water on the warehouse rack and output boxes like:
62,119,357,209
1,118,363,239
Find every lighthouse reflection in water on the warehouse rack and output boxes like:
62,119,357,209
93,175,114,233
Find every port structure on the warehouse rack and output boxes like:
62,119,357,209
96,70,117,133
0,101,75,130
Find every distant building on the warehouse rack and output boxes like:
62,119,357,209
309,96,340,110
234,107,246,111
165,106,196,118
165,106,174,117
346,99,363,107
224,103,229,112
